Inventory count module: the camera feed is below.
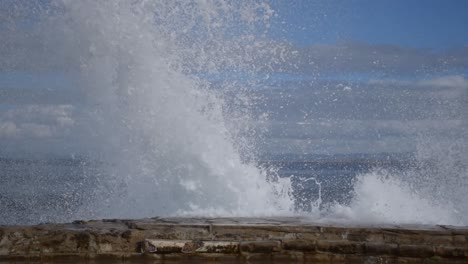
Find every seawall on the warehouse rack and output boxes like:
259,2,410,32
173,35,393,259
0,217,467,263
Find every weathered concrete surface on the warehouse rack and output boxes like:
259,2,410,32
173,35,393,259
0,217,467,263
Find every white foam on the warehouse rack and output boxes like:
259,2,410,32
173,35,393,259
41,0,294,219
326,170,463,226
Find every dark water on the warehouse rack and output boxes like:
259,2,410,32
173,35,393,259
262,156,409,212
0,157,101,225
0,155,409,225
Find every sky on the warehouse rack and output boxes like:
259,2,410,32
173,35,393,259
0,0,467,157
258,1,468,156
262,1,468,79
271,0,468,49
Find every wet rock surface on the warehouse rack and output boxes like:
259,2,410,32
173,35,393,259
0,217,467,263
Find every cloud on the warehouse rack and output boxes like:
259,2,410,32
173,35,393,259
262,136,418,155
418,75,468,88
254,75,467,155
260,118,466,155
1,2,467,156
19,123,53,138
260,41,468,76
0,121,18,138
264,119,464,141
254,75,467,122
367,75,468,91
194,40,468,78
419,75,468,99
0,104,74,139
367,75,468,100
2,2,467,79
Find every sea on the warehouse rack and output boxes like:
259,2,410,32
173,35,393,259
0,153,411,226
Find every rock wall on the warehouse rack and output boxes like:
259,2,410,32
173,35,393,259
0,217,467,263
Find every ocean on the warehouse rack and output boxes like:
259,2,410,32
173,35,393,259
0,154,410,226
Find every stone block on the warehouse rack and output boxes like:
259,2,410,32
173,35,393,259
303,252,331,262
194,241,239,253
295,232,320,240
398,245,434,258
1,217,468,263
144,239,240,254
453,235,468,246
364,242,399,255
243,253,273,263
317,227,348,241
383,230,425,245
282,239,316,251
434,246,468,258
394,257,424,264
423,257,468,264
144,239,191,253
316,240,364,254
211,225,286,241
161,253,241,264
239,240,281,253
271,252,304,263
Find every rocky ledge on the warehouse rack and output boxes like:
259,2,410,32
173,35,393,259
0,217,467,263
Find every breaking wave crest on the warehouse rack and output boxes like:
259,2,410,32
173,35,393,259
327,170,464,225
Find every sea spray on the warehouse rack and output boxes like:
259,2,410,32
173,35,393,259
326,170,463,225
313,94,468,226
39,0,294,219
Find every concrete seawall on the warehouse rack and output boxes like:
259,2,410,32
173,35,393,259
1,217,467,263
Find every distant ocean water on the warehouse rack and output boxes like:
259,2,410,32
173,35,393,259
0,154,409,225
261,153,411,212
0,157,100,225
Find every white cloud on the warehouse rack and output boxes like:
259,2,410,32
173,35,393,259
262,119,466,155
367,78,412,86
418,75,468,88
0,104,75,139
368,75,468,89
0,121,18,138
20,123,53,138
417,75,468,99
256,74,467,155
255,42,468,76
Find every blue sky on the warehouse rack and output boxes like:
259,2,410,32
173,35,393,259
251,1,468,155
245,1,468,84
271,0,468,49
0,1,467,157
